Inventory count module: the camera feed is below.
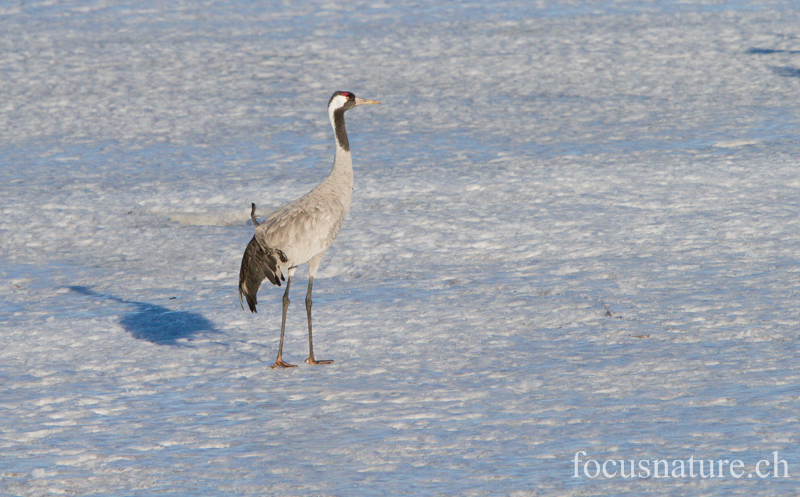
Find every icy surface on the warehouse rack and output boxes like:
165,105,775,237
2,0,800,495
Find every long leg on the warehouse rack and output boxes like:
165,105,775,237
272,275,296,368
304,275,333,365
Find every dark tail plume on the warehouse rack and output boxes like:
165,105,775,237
238,236,287,312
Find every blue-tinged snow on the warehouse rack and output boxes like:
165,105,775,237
2,0,800,495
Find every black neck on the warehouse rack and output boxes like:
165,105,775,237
333,108,349,152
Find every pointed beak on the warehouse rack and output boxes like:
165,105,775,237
355,97,380,106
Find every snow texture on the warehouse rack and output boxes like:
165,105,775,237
2,0,800,495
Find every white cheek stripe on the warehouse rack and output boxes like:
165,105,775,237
328,95,349,121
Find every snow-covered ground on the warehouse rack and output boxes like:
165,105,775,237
2,0,800,494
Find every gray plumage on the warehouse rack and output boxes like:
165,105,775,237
238,91,380,368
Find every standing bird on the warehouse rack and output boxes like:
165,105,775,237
239,91,380,368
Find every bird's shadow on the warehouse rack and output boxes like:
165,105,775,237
745,48,800,78
68,285,218,345
770,66,800,78
746,48,800,55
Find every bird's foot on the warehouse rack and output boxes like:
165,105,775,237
271,358,297,369
305,357,333,365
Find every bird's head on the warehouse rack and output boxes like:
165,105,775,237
328,91,380,113
327,91,379,152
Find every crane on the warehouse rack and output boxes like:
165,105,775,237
238,91,380,368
